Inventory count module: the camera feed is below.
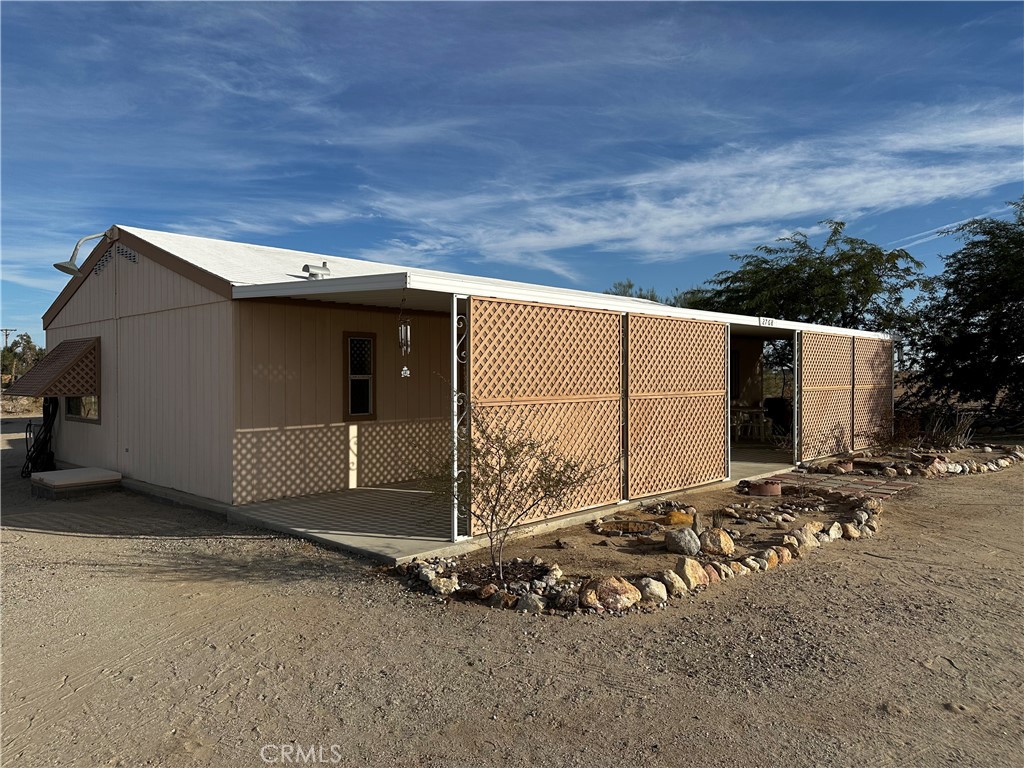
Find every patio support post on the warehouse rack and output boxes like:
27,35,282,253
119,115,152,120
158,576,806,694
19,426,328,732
450,294,470,542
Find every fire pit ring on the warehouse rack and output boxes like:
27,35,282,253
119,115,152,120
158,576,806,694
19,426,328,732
749,479,783,497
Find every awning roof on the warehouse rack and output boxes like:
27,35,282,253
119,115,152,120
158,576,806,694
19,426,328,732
5,338,99,398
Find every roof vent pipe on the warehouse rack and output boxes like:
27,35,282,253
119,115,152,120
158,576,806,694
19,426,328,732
303,261,331,280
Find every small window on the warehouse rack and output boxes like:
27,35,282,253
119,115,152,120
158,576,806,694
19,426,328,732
344,333,375,420
66,395,100,423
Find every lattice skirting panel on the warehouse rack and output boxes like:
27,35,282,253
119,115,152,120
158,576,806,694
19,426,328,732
233,419,447,504
469,400,622,534
853,387,893,449
800,388,853,460
627,394,727,497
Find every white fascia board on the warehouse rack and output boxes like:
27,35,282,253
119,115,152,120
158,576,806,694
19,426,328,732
229,269,891,341
405,272,892,340
231,272,410,299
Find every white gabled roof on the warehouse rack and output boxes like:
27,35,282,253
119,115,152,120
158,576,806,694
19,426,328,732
118,225,891,340
119,226,409,285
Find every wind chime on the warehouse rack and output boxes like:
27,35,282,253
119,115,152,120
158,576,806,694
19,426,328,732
398,295,412,378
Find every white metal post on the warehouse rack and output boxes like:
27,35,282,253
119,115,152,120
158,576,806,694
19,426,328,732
450,293,460,542
725,324,731,481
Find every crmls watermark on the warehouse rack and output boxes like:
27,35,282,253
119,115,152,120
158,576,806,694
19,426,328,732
259,744,345,764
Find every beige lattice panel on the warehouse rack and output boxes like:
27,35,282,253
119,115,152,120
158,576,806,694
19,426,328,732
469,298,621,403
469,400,622,534
628,395,726,497
799,332,855,460
854,338,893,387
800,388,853,459
802,332,853,389
6,337,99,397
628,315,727,395
852,336,893,449
853,388,893,449
626,315,727,497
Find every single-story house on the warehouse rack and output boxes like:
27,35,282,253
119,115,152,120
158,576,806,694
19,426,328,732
11,225,893,542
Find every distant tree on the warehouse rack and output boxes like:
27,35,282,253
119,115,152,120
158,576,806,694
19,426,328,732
907,199,1024,409
680,221,925,333
605,279,667,304
2,332,44,382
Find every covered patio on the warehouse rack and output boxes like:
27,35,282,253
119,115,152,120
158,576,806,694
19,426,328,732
228,481,464,563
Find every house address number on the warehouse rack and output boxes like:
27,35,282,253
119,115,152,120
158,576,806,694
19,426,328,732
758,316,775,327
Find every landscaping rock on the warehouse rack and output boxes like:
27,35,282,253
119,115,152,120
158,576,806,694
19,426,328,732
429,576,459,596
771,545,792,565
665,528,701,556
485,590,519,610
729,561,751,576
549,588,580,612
517,593,548,614
840,522,861,540
741,556,763,572
699,528,736,556
713,561,733,580
638,577,668,603
579,577,642,612
703,563,721,585
657,569,688,597
865,517,880,532
825,522,843,541
674,557,710,589
661,509,695,526
477,583,499,600
761,549,780,569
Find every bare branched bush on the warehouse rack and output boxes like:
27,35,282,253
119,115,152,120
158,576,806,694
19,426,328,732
427,401,611,581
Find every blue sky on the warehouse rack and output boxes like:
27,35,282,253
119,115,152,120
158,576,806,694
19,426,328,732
2,1,1022,342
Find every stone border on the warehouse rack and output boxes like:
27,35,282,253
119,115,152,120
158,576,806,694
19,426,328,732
393,445,1022,617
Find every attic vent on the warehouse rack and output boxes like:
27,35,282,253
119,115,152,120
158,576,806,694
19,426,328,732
116,243,139,264
92,247,115,275
303,261,331,280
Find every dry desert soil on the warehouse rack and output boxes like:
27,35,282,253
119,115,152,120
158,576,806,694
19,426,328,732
2,415,1023,767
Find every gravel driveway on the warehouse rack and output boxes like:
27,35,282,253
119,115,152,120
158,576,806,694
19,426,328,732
2,416,1022,767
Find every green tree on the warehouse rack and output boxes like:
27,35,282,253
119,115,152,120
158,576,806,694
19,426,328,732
679,220,925,332
908,200,1024,409
605,279,667,303
2,332,44,382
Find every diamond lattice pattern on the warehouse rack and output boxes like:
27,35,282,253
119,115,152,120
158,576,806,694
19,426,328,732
627,315,727,497
853,338,894,448
469,299,621,402
628,315,726,395
468,299,622,533
5,337,99,398
800,332,853,460
628,395,726,497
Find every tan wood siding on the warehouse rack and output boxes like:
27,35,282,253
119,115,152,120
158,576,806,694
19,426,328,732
47,264,116,328
116,248,224,316
47,320,119,470
117,301,234,502
46,244,235,503
232,300,450,504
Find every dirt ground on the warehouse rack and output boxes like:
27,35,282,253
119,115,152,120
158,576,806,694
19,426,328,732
2,415,1023,767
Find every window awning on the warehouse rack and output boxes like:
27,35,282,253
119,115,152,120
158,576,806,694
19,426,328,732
5,338,99,397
